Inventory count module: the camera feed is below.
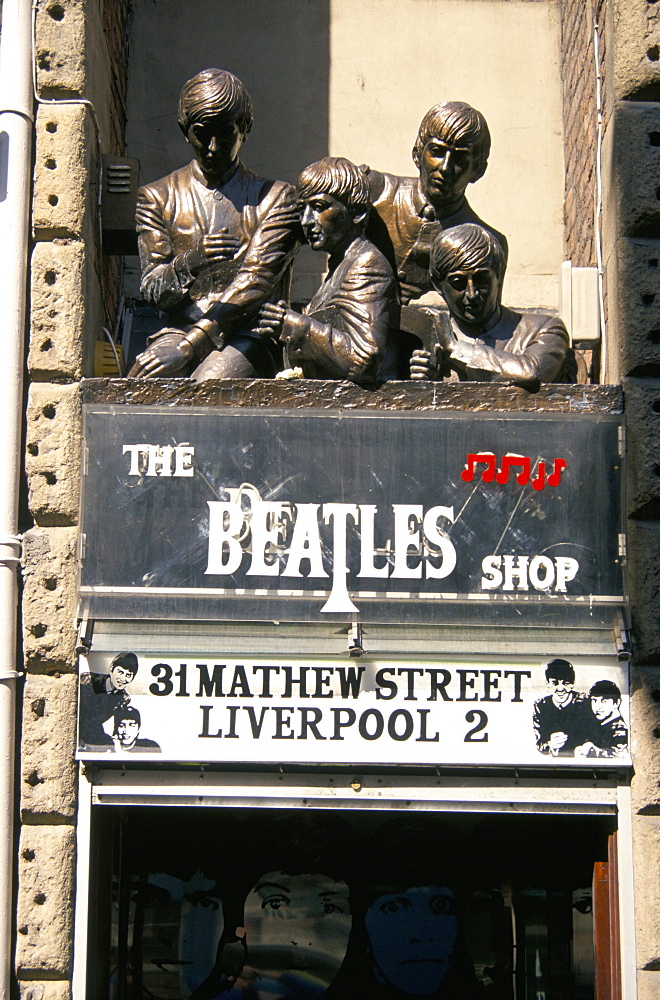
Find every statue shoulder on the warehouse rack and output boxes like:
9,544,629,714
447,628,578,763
238,168,297,212
137,162,196,207
515,309,569,341
363,168,403,204
263,177,297,205
351,236,395,278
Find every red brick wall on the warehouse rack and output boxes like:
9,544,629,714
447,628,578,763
101,0,130,156
559,0,603,267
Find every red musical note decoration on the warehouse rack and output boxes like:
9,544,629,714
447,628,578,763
461,454,567,491
495,455,531,486
461,453,497,483
547,457,567,487
531,462,546,491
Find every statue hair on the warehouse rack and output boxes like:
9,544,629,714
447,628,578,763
178,68,254,137
430,224,506,285
296,157,371,215
413,101,491,181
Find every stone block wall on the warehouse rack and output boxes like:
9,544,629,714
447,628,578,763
17,1,129,995
602,0,660,995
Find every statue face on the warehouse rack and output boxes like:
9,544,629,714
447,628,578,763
186,116,243,180
365,885,458,996
418,138,476,205
299,193,355,254
441,266,500,325
239,871,351,996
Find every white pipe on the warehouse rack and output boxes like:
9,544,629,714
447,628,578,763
0,0,34,997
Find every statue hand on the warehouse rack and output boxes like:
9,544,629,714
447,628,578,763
128,331,195,378
186,231,241,273
397,271,422,306
410,348,438,381
255,300,288,339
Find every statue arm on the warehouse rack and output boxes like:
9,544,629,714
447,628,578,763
203,182,301,343
448,317,569,387
136,185,199,312
282,251,395,381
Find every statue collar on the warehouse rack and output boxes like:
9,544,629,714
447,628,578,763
453,305,503,341
191,158,241,190
414,181,467,222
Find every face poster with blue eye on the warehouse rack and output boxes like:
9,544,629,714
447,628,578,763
365,885,459,997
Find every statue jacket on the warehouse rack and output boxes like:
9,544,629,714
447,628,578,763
364,170,508,296
280,236,399,382
441,305,570,387
136,159,300,339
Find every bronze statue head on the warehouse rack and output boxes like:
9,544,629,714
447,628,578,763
177,68,254,184
430,223,505,326
411,102,491,211
296,157,370,254
177,68,254,138
296,157,370,215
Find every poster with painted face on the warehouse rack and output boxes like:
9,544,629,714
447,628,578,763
113,809,605,1000
365,885,458,996
232,871,351,998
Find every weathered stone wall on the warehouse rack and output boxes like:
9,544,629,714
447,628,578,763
601,1,660,997
17,1,129,996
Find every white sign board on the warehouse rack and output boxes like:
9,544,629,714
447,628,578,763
77,651,630,767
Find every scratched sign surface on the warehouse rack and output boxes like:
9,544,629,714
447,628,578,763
79,405,624,623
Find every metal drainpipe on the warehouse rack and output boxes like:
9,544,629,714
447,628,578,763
0,0,34,996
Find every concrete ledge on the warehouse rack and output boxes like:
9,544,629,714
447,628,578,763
33,105,90,240
80,378,624,414
611,0,660,102
19,984,71,1000
20,672,77,822
22,527,78,673
35,0,86,97
607,103,660,239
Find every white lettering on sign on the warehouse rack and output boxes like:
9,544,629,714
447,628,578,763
78,651,630,767
480,554,579,592
122,444,195,477
205,501,458,613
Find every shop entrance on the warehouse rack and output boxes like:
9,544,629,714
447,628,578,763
88,800,621,1000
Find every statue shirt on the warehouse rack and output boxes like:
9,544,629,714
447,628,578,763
136,159,299,335
280,235,398,382
365,170,508,297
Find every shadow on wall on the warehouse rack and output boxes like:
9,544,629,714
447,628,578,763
125,0,330,187
125,0,330,302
